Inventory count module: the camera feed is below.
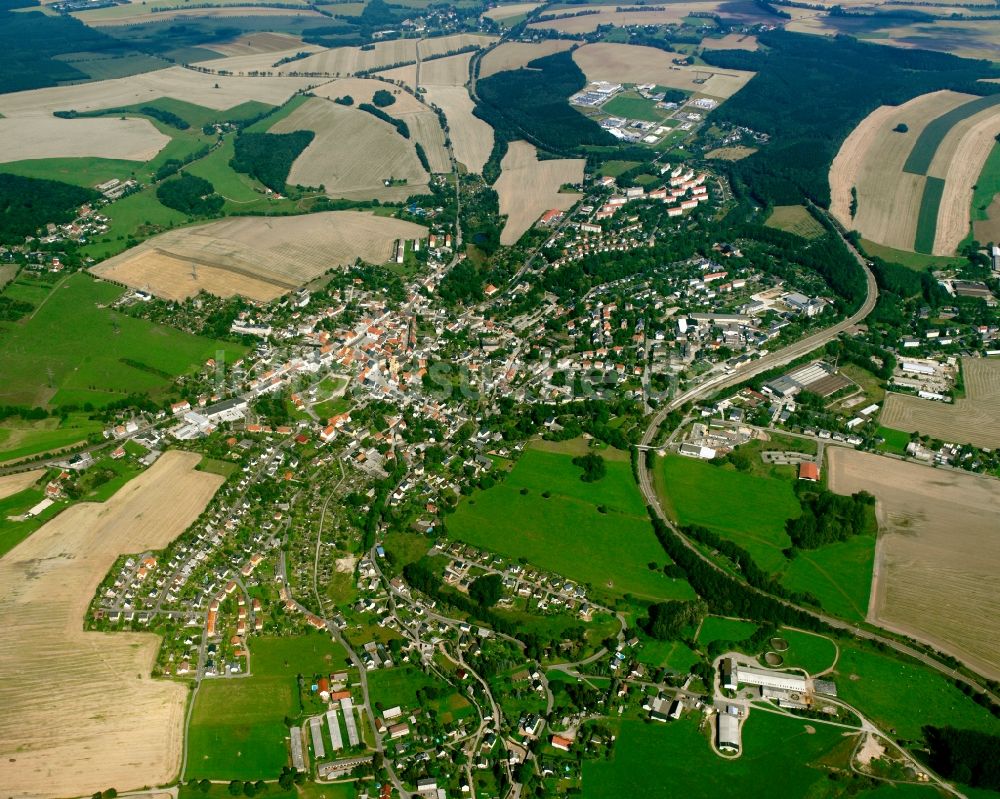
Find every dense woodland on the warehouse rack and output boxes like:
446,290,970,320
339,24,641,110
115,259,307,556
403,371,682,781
786,488,875,549
923,726,1000,790
230,130,315,192
155,174,224,216
702,31,1000,206
0,173,97,244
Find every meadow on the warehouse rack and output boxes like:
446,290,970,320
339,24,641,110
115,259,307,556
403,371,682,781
776,628,838,675
0,273,244,407
582,712,864,799
186,635,347,781
601,92,667,123
765,205,825,239
0,413,104,463
695,615,758,646
448,442,695,602
778,534,875,623
914,176,945,254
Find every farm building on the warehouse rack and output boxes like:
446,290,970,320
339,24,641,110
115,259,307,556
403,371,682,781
735,665,807,693
798,462,820,481
717,713,741,752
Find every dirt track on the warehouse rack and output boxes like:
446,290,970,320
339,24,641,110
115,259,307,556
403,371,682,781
0,451,222,799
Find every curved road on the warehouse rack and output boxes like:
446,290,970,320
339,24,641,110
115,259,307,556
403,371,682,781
635,227,999,703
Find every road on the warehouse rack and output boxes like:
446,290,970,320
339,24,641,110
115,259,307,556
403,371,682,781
634,225,1000,703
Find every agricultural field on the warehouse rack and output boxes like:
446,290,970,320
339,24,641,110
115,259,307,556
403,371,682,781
828,447,1000,681
695,615,758,646
494,141,583,245
482,2,541,22
269,97,430,201
189,44,324,74
582,712,865,799
208,32,314,57
478,40,574,78
765,205,825,239
971,140,1000,243
571,42,754,100
186,635,348,781
654,453,875,623
281,33,494,76
830,89,1000,255
380,51,473,90
879,358,1000,449
0,413,105,464
447,440,696,603
700,33,759,51
531,1,772,35
0,451,222,799
0,273,244,407
424,85,493,173
0,114,168,164
91,210,427,301
0,469,43,501
76,5,325,26
705,145,757,161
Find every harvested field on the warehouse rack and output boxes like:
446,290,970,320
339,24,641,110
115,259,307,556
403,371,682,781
706,146,757,160
269,97,429,199
494,141,583,245
765,205,825,239
208,32,310,57
828,447,1000,680
424,85,493,173
973,195,1000,242
0,469,43,501
879,358,1000,449
403,109,451,172
829,90,973,251
530,2,771,33
418,51,473,88
311,78,426,114
0,451,222,798
282,33,493,77
571,43,755,100
482,2,541,21
478,40,573,78
0,115,168,164
190,45,324,74
91,211,427,300
700,33,759,51
79,5,323,25
0,67,319,118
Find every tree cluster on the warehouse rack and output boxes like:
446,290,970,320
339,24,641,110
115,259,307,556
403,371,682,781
230,130,315,192
0,173,97,244
786,489,874,550
155,173,224,216
572,452,607,482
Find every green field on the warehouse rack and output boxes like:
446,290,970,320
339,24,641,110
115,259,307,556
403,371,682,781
601,92,666,123
903,94,1000,175
635,637,701,672
0,273,245,407
655,454,799,573
914,176,945,254
0,413,104,463
0,156,145,188
834,644,1000,741
0,486,61,556
777,533,875,623
186,636,348,781
367,665,438,710
859,238,963,272
448,443,695,602
878,426,911,455
696,616,758,646
971,140,1000,222
765,205,825,239
774,628,838,675
582,712,867,798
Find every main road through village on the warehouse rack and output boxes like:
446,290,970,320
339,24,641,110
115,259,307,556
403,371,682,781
634,219,1000,703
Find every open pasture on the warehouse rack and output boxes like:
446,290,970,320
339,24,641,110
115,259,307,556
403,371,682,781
0,451,221,799
0,273,243,407
0,115,168,164
0,66,318,118
880,358,1000,449
92,210,427,301
494,141,583,245
571,43,754,100
829,90,974,253
269,97,430,199
447,441,695,603
478,40,574,78
829,447,1000,681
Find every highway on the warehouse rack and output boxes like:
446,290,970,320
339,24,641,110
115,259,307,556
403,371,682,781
634,224,1000,704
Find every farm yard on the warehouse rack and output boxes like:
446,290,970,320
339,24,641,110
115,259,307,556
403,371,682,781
0,451,222,799
478,40,574,78
828,447,1000,681
0,272,244,407
830,89,1000,254
447,440,695,603
91,211,428,301
571,43,755,100
270,97,430,200
879,357,1000,449
493,141,583,245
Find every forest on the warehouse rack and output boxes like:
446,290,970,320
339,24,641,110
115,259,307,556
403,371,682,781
0,173,97,244
701,31,1000,206
155,174,224,216
923,726,1000,790
786,488,874,549
230,130,315,192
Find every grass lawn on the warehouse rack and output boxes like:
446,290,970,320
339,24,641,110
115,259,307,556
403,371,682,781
186,636,348,781
765,205,824,239
774,628,838,675
0,413,103,462
0,272,245,407
582,712,860,798
696,616,758,646
186,136,271,207
833,644,1000,741
448,443,695,602
636,637,701,672
196,456,240,479
876,425,911,455
778,534,875,624
655,454,799,574
601,92,666,123
367,665,438,710
597,161,639,178
859,238,962,272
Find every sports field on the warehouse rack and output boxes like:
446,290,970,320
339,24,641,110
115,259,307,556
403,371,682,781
582,712,860,798
186,635,348,781
0,273,244,407
448,441,694,602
